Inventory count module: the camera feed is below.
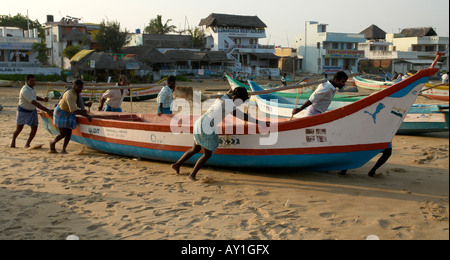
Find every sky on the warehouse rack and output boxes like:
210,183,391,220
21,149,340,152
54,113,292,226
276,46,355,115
3,0,449,47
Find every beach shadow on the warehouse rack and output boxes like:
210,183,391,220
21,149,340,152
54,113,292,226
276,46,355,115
201,162,448,203
0,187,116,240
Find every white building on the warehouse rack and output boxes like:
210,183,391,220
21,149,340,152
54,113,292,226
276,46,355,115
295,21,366,74
0,26,42,73
199,13,279,76
44,15,99,69
359,26,449,74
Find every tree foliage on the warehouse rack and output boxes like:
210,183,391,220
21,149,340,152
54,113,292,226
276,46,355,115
144,15,176,35
63,45,84,59
0,13,44,39
189,27,205,48
32,42,49,65
95,19,129,53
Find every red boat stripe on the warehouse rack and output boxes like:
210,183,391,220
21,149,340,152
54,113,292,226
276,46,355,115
76,131,390,156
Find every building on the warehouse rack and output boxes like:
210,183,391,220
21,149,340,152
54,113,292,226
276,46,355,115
1,26,40,68
126,33,199,51
199,13,279,77
0,26,60,75
387,28,448,72
44,15,100,69
295,21,366,74
275,47,302,75
359,25,449,74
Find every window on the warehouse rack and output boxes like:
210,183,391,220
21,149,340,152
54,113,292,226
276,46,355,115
332,42,339,49
425,46,435,52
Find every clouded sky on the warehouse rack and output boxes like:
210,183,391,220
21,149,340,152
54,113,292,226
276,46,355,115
3,0,449,46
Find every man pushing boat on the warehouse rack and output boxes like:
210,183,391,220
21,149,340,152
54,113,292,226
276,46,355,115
49,79,92,154
292,71,348,117
171,87,270,181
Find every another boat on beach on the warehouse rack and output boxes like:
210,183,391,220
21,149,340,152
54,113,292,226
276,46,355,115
353,76,395,90
40,57,440,171
0,79,13,87
79,85,163,102
421,84,449,102
249,80,449,134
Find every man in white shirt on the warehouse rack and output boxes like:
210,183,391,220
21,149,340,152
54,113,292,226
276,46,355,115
157,75,176,115
11,74,53,148
292,71,348,117
442,72,449,84
98,75,130,112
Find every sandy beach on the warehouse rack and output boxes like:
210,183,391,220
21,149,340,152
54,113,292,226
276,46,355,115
0,79,448,240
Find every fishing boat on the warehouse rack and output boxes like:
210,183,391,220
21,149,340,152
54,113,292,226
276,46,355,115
0,79,13,87
79,84,163,102
226,75,361,104
421,84,449,102
353,76,395,90
39,55,441,171
49,78,167,102
248,80,449,134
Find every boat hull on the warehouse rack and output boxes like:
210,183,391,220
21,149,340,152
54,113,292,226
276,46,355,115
353,76,394,90
40,68,438,171
78,86,162,102
422,86,449,101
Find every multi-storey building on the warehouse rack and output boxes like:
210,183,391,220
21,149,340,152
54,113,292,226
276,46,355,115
44,15,100,69
295,21,366,74
359,26,449,74
0,26,42,74
199,13,279,77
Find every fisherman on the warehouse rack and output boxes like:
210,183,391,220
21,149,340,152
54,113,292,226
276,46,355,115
281,73,288,86
171,87,270,181
98,75,130,112
49,79,92,154
11,74,53,148
157,75,176,115
291,71,348,117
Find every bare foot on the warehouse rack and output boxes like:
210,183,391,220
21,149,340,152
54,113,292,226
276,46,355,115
49,142,57,153
187,175,197,182
60,150,68,154
171,164,180,174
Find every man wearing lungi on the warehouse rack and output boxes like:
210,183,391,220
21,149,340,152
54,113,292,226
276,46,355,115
11,74,53,148
49,79,91,154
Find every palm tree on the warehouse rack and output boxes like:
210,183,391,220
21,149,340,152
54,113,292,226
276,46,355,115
144,15,177,35
188,27,205,48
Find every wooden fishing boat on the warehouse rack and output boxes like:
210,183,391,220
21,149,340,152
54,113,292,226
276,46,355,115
249,80,449,134
39,57,440,171
49,78,167,102
353,76,395,90
421,84,449,101
79,85,163,102
226,75,361,104
0,79,13,87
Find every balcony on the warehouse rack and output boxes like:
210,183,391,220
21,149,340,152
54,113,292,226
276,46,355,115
226,44,275,54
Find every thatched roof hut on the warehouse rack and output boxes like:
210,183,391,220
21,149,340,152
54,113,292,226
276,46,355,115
199,13,267,29
74,52,121,71
360,25,386,40
63,28,86,42
400,27,438,37
122,46,172,64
